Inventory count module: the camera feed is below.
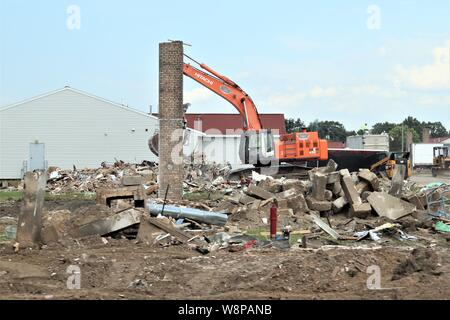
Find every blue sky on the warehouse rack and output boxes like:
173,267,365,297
0,0,449,131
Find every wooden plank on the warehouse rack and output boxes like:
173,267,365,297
147,217,191,243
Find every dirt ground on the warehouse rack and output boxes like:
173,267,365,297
1,171,449,300
0,233,449,300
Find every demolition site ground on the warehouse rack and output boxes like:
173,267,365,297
0,168,449,300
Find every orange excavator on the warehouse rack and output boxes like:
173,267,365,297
150,54,328,166
182,54,328,166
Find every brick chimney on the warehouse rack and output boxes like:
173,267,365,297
422,128,430,143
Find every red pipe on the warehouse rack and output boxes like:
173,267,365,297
270,201,278,240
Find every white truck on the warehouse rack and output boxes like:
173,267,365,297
411,143,444,168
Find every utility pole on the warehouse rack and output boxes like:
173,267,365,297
401,124,404,152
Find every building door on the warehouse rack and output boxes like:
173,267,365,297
29,143,46,171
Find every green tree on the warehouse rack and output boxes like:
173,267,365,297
402,116,422,137
371,122,396,135
389,125,420,152
285,118,306,133
308,120,348,141
422,121,448,138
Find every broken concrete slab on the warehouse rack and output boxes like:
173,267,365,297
41,210,71,244
355,181,370,194
326,172,341,184
278,208,295,218
245,185,275,200
146,216,191,243
389,165,406,198
72,208,142,238
287,193,309,214
258,178,283,193
277,188,297,200
350,203,372,219
332,196,348,214
341,176,362,205
311,173,327,201
404,194,425,211
339,169,351,177
239,194,257,205
306,196,332,212
351,172,359,184
368,192,416,220
332,181,342,196
324,190,333,201
121,175,143,186
282,179,311,193
97,186,146,207
358,169,380,191
318,159,338,174
250,199,262,210
16,171,47,247
137,216,165,244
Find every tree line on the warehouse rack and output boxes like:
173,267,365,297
285,116,449,151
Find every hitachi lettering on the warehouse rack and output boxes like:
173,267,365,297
194,72,214,85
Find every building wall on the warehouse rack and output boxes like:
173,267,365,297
0,88,158,179
346,134,389,151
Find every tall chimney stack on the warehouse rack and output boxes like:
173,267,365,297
422,128,430,143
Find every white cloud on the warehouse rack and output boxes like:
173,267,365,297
417,94,450,107
309,86,337,98
393,39,450,90
183,87,215,104
266,92,307,108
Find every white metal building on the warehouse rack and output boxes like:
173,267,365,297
0,87,159,179
0,87,287,179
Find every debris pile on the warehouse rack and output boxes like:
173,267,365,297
46,161,158,193
5,159,450,254
45,160,232,194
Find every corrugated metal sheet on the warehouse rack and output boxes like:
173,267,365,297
0,87,159,179
346,135,389,151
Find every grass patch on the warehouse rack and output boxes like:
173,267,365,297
0,191,96,203
0,191,23,202
183,191,224,202
45,192,96,202
245,226,304,245
245,226,269,241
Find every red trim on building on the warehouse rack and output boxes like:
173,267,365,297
185,113,286,135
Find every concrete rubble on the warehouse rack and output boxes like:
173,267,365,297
2,160,448,255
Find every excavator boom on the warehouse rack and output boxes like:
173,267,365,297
183,62,262,131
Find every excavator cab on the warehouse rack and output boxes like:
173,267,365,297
239,129,275,166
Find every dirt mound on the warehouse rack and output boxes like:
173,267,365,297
392,248,441,280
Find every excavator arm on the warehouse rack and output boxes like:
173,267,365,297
183,56,263,131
